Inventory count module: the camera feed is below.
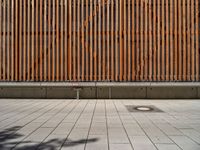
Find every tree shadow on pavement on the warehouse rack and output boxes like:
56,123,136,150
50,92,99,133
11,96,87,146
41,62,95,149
0,126,98,150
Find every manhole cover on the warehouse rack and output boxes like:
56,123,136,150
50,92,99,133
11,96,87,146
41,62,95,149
126,105,164,113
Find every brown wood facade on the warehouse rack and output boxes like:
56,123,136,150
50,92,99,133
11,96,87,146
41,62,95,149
0,0,199,82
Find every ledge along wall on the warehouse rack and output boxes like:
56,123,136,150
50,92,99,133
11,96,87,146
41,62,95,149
0,1,199,99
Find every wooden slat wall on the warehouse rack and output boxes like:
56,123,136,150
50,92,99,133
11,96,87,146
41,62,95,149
0,0,199,82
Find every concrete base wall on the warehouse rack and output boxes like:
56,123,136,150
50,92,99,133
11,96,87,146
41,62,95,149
0,82,199,99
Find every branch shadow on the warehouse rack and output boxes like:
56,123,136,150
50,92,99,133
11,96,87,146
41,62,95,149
0,126,98,150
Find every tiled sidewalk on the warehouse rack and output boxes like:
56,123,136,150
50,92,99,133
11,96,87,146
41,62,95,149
0,99,200,150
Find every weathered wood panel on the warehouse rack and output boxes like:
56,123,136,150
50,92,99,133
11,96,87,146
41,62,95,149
0,0,199,82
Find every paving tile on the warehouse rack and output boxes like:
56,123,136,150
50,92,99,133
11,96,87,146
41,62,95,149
155,144,181,150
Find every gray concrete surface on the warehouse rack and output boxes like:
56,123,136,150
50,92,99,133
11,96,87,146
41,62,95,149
0,99,200,150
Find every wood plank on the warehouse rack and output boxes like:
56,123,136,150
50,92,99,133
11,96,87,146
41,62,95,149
161,0,165,80
153,0,157,81
81,0,85,81
123,0,127,81
157,0,161,81
119,0,123,81
3,0,6,80
0,0,2,80
132,0,135,81
140,0,144,80
187,0,191,81
86,0,89,80
107,0,110,80
48,0,51,81
196,0,199,81
174,0,178,80
19,0,23,81
27,0,31,81
77,0,80,81
52,0,55,81
166,0,169,81
191,0,195,81
56,0,59,81
136,0,139,80
102,0,106,80
31,0,35,80
60,0,64,81
94,0,97,81
90,0,93,81
68,0,72,80
178,0,182,80
170,0,174,80
183,0,186,81
35,0,39,81
23,0,27,81
115,0,119,81
7,0,10,80
144,0,148,80
64,0,68,80
149,0,152,81
127,0,131,81
98,1,102,81
44,0,47,81
11,0,15,80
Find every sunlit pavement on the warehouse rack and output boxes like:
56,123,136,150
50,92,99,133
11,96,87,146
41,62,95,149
0,99,200,150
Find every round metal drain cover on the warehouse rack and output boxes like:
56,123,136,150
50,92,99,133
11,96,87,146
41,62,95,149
135,106,153,111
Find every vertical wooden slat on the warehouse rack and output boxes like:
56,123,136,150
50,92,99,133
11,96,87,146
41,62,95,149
94,0,97,81
86,0,89,80
174,0,178,80
191,0,195,81
144,0,148,80
0,0,2,80
11,1,14,80
107,0,110,80
161,0,165,80
31,0,35,80
140,0,144,80
23,0,27,81
102,0,106,80
157,0,161,81
81,0,85,81
3,0,6,80
166,0,169,81
77,0,80,81
132,0,135,81
44,0,47,81
64,0,68,81
27,0,31,81
153,0,157,81
35,0,39,81
119,0,123,81
68,0,72,80
178,0,182,80
7,0,10,80
98,0,101,81
149,0,152,81
18,0,22,81
52,0,55,81
48,0,51,81
196,0,199,81
183,0,186,81
115,0,119,81
56,0,59,81
136,0,139,80
90,0,93,81
127,0,131,81
60,0,64,81
123,0,127,81
170,0,174,80
187,0,191,81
